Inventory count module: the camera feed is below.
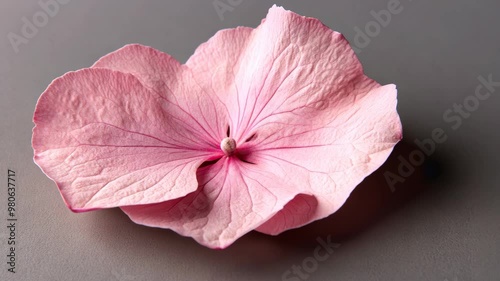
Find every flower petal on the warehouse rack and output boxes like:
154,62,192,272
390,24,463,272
255,194,318,235
92,44,180,92
33,68,218,211
186,5,402,234
185,27,254,133
253,85,402,234
121,158,310,249
93,44,229,142
204,6,383,141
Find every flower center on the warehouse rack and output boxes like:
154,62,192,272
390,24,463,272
220,137,237,156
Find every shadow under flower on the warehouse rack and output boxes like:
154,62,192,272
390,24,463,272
88,137,452,275
260,137,451,248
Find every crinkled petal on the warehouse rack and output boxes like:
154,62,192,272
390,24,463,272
192,6,382,141
93,44,229,144
92,44,181,92
121,158,313,249
186,27,254,133
253,85,401,234
187,5,402,234
33,68,220,211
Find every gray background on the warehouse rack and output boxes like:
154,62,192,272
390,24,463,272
1,0,499,280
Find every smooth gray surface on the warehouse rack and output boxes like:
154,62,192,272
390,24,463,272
1,0,499,280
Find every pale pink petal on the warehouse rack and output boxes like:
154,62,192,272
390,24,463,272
33,68,221,211
188,5,401,234
255,194,318,235
92,44,180,92
254,85,401,234
186,27,254,133
93,44,230,143
121,158,312,249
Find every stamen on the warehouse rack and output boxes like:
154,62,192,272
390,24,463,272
220,137,236,156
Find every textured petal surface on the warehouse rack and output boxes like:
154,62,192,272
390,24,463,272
121,158,313,249
254,85,401,234
92,44,181,91
33,68,221,211
187,5,402,235
93,44,229,143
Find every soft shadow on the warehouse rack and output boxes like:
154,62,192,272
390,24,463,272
270,138,452,247
87,138,453,275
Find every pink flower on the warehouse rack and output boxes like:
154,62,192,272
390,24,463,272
32,5,402,249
